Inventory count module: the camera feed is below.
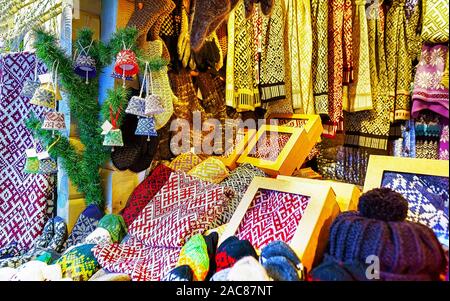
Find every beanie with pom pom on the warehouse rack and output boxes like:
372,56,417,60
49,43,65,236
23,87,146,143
324,188,447,281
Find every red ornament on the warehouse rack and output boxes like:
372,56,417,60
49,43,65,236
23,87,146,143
114,49,139,77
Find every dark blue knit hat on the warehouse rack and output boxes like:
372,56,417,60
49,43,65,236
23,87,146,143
323,188,446,281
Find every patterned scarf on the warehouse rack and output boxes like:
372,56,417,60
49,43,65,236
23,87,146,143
344,0,372,112
311,0,329,115
344,1,391,151
386,0,412,122
324,0,353,138
285,0,313,113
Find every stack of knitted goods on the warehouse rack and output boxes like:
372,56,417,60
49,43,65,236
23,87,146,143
311,188,447,281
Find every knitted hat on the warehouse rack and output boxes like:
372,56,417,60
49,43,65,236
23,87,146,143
177,234,210,281
227,256,271,281
261,256,301,281
163,265,194,281
215,236,258,272
204,232,219,280
260,241,304,280
98,214,128,243
325,188,447,281
310,254,372,281
210,268,230,281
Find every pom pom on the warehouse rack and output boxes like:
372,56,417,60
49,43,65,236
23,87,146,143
358,188,408,222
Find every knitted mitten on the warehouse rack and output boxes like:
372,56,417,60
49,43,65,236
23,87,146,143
260,0,274,16
190,0,231,52
47,217,68,254
127,0,175,38
244,0,256,19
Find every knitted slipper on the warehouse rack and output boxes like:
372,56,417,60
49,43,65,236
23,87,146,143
127,0,176,39
190,0,231,52
47,216,68,253
33,218,55,249
128,135,160,173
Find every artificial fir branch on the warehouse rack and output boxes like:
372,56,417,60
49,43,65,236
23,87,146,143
26,26,139,208
101,86,130,128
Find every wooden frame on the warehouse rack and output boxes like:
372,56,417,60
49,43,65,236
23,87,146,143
218,129,257,170
267,114,323,169
219,177,340,271
363,155,449,192
277,176,361,211
237,125,309,176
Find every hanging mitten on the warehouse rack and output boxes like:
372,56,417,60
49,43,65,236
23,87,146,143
260,0,274,16
190,0,231,52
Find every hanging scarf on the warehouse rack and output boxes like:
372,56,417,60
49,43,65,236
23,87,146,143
311,0,329,115
226,1,260,112
259,0,287,104
344,0,391,151
405,0,422,63
385,0,412,122
285,0,313,113
344,0,372,112
323,0,353,138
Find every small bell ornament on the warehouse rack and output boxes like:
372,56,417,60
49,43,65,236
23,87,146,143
103,129,124,148
30,61,61,108
114,42,139,88
42,111,66,131
125,62,150,117
36,135,60,175
74,40,96,84
135,117,158,141
23,145,39,174
144,68,165,116
21,59,41,98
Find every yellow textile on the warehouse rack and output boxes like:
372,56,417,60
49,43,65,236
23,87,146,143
441,51,449,89
285,0,314,113
345,0,372,112
168,152,203,172
188,157,229,184
421,0,449,43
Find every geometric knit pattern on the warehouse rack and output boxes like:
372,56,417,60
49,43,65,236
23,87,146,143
249,132,292,162
93,238,181,281
121,164,173,227
128,172,233,248
187,157,229,184
64,205,104,251
382,172,449,247
219,164,267,225
421,0,449,43
168,152,203,172
56,244,100,281
0,52,56,251
176,234,209,281
236,189,310,252
311,0,329,115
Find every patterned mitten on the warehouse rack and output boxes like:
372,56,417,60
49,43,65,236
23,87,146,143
47,216,68,253
33,218,55,249
127,0,176,38
260,0,274,16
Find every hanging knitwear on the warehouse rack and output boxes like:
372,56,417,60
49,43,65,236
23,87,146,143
324,0,353,138
412,44,449,120
405,0,422,63
386,0,412,122
344,0,372,112
285,0,313,113
259,0,287,104
344,1,392,151
439,121,449,160
311,0,329,115
226,1,260,112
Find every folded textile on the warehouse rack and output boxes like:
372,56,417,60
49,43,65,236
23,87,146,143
168,152,203,172
187,157,229,184
120,164,173,227
64,204,104,250
128,171,234,248
93,239,181,281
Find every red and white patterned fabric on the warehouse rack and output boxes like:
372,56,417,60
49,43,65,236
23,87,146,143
93,238,181,281
0,52,55,251
236,189,310,251
250,133,292,162
128,172,233,248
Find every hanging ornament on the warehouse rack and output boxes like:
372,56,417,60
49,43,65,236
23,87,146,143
114,41,139,88
41,111,66,131
21,58,41,98
36,135,60,175
23,142,39,174
144,67,165,116
126,62,149,117
30,60,61,108
135,117,158,141
102,106,124,149
74,40,96,84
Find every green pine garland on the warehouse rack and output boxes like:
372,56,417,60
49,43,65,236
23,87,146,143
26,26,139,208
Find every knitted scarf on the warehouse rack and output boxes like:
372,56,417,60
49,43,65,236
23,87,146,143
311,0,329,115
386,0,412,122
323,0,353,138
344,0,372,112
225,1,260,112
344,1,391,151
285,0,313,113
